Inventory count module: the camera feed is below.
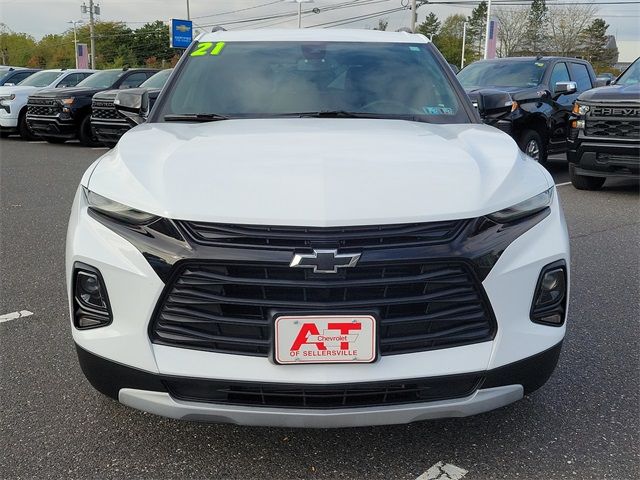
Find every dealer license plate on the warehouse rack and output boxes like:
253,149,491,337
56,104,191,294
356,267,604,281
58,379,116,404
274,314,376,364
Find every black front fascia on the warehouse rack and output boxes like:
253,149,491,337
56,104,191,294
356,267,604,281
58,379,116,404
87,208,550,285
76,340,563,406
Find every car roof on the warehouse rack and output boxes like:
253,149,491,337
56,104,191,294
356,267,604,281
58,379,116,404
197,28,428,44
473,57,588,63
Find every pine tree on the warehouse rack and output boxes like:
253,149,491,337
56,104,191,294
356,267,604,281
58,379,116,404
524,0,549,55
468,1,487,58
580,18,617,69
416,12,441,40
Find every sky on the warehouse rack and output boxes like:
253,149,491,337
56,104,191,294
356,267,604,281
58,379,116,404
0,0,638,61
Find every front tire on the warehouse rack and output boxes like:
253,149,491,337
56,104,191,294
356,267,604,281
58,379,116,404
0,130,9,138
569,164,606,190
79,115,100,147
18,110,33,140
519,129,547,164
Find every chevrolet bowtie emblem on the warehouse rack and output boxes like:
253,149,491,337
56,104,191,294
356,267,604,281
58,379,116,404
290,249,361,274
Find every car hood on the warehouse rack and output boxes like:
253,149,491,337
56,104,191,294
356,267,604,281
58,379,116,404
93,87,162,103
578,83,640,103
0,85,38,96
87,119,551,226
32,86,105,99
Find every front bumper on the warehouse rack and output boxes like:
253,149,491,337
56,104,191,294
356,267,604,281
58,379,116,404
77,342,561,427
0,104,18,129
568,131,640,178
66,184,570,426
27,114,78,139
91,118,132,145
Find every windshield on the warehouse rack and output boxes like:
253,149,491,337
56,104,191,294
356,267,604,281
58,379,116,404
18,70,62,87
458,60,547,88
157,41,468,123
76,70,123,88
140,69,172,89
616,59,639,86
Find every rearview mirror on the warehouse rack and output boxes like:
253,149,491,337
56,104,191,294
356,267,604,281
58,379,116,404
476,89,513,118
114,89,149,125
554,81,577,96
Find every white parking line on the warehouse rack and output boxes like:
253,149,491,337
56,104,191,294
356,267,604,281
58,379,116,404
0,310,34,323
91,147,109,150
555,181,571,187
416,462,468,480
28,141,46,144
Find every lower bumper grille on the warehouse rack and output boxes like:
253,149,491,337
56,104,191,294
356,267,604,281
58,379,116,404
164,374,483,408
150,260,496,357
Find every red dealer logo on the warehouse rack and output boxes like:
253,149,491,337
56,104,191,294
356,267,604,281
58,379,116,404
275,315,376,364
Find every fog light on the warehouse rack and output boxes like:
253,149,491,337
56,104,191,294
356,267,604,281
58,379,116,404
531,261,567,326
73,264,112,329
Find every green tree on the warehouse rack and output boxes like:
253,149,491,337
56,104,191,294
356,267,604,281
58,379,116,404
0,32,37,66
134,21,173,66
580,18,618,69
467,1,487,59
74,21,134,68
416,12,441,40
523,0,549,54
432,14,473,67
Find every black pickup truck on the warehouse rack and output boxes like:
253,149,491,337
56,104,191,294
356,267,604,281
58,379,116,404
458,57,599,164
91,68,172,147
26,68,157,146
567,58,640,190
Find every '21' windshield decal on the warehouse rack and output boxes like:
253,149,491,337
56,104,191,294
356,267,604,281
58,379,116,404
190,42,226,57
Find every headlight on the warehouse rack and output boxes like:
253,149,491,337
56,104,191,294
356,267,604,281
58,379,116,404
60,97,75,106
0,93,16,102
84,187,159,225
572,102,589,115
487,188,553,223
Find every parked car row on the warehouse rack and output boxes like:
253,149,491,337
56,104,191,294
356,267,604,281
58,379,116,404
457,56,639,189
0,67,172,146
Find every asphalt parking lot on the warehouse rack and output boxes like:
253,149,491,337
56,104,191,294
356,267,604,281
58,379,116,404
1,138,638,480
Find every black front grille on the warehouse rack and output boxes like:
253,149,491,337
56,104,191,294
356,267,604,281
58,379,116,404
585,105,640,138
151,259,495,357
27,100,61,117
92,101,122,120
585,119,640,138
164,374,482,408
179,220,466,249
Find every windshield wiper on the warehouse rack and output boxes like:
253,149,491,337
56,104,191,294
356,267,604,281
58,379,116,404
295,110,378,119
290,110,430,122
164,113,230,122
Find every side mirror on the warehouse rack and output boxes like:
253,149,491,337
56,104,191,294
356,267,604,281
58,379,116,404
114,89,149,125
4,82,15,86
595,76,612,87
554,81,577,96
476,89,514,119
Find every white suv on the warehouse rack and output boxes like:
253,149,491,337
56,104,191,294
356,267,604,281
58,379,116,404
66,29,569,428
0,68,95,139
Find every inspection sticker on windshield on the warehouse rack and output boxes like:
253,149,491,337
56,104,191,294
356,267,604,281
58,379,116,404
274,315,376,364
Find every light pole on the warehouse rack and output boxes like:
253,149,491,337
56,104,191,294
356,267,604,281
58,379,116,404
461,21,468,69
290,0,314,29
483,0,492,59
68,20,84,69
81,2,100,69
186,0,190,20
